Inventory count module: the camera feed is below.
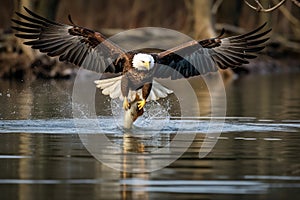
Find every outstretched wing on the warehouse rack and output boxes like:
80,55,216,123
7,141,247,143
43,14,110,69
12,7,126,73
154,23,271,79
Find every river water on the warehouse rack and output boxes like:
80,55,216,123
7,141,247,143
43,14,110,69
0,72,299,200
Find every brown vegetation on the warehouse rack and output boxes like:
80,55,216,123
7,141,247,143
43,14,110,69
0,0,299,79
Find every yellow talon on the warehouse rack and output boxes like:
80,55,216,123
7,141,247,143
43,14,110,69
123,97,130,110
137,99,146,110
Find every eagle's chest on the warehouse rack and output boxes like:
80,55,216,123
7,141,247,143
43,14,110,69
125,69,153,89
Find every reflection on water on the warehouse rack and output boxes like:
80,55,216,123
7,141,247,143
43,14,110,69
226,73,300,119
0,73,300,199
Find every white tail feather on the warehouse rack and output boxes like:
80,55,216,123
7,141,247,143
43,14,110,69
94,77,173,101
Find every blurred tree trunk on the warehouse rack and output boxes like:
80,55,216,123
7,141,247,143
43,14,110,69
192,0,233,78
14,0,34,13
193,0,215,39
258,1,272,27
14,0,36,62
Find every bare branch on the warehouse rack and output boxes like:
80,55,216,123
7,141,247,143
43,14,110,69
244,0,286,12
291,0,300,7
273,0,300,26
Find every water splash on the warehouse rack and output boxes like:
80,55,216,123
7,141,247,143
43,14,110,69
110,99,171,136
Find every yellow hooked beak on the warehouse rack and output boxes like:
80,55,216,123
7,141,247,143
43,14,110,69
144,61,150,70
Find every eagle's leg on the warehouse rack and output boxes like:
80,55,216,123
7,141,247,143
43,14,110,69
123,97,130,110
121,75,131,110
138,83,152,110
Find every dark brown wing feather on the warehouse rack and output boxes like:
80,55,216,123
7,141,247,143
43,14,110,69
155,23,271,79
12,7,126,73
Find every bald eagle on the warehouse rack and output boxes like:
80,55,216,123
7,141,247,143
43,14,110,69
12,7,271,115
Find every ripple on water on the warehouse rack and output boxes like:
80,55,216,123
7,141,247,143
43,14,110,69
0,117,299,134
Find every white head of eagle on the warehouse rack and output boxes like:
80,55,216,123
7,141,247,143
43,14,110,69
132,53,155,71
